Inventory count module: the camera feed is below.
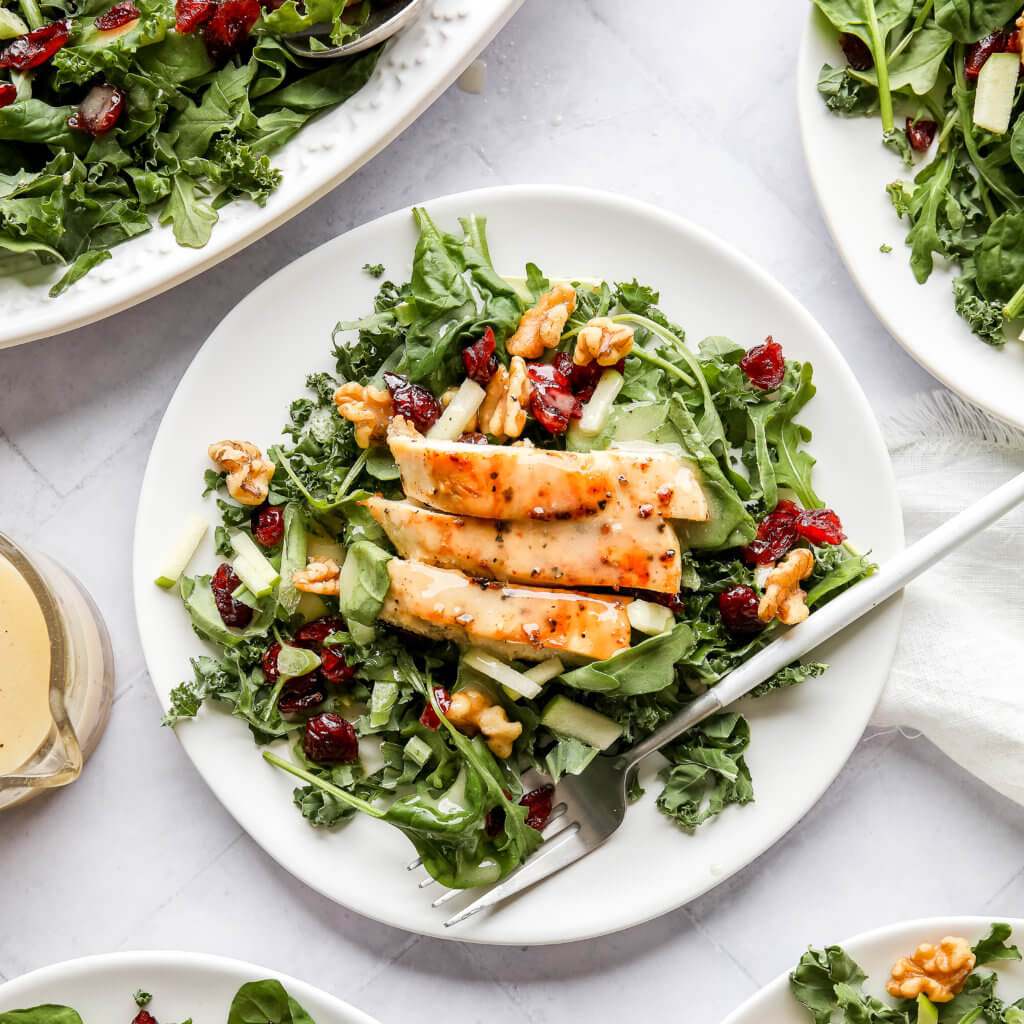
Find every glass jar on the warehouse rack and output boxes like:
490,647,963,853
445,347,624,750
0,533,114,810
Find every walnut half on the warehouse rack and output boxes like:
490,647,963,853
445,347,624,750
445,689,522,758
208,440,275,506
758,548,814,625
573,316,634,367
478,355,530,440
292,556,341,595
506,283,577,358
334,382,393,448
886,936,976,1003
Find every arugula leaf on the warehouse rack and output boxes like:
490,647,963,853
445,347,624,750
336,540,392,626
934,0,1021,42
973,923,1022,965
227,980,315,1024
559,622,695,695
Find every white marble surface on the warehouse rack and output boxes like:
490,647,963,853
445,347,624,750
2,2,1023,1022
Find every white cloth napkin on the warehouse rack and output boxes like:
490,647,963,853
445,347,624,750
870,390,1024,806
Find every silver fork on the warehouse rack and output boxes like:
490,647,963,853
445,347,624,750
420,469,1024,928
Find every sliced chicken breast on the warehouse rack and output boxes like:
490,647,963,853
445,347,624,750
387,420,709,522
379,558,632,662
367,496,682,593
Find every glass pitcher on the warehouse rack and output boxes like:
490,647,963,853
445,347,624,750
0,533,114,811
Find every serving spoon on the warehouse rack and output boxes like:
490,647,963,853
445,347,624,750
283,0,426,61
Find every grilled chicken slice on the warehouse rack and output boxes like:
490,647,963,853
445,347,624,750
379,558,632,662
366,496,682,593
387,418,709,522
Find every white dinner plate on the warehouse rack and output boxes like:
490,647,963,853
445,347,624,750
133,184,904,945
0,950,379,1023
722,916,1024,1023
0,0,522,350
798,8,1024,430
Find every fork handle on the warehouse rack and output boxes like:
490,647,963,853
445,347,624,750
618,468,1024,770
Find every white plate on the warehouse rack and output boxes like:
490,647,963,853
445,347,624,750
798,9,1024,430
722,916,1024,1023
0,0,522,350
133,184,904,945
0,950,379,1023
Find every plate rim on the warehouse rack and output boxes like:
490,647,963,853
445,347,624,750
132,182,905,945
796,8,1024,430
0,949,380,1024
0,0,524,352
721,914,1024,1023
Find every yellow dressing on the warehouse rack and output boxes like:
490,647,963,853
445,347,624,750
0,554,52,775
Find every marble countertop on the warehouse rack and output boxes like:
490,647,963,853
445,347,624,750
3,2,1023,1021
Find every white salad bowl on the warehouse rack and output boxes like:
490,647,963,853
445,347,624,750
0,950,379,1023
798,7,1024,431
0,0,522,350
722,916,1024,1023
133,184,904,944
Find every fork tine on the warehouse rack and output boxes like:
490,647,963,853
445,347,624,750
431,886,463,908
443,823,586,928
406,856,422,871
417,875,436,889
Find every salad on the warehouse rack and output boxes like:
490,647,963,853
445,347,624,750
0,0,380,296
2,980,318,1024
791,922,1024,1022
813,0,1024,347
158,208,875,891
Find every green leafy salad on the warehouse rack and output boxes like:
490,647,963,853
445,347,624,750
0,979,317,1024
791,923,1024,1023
157,208,874,891
813,0,1024,346
0,0,379,296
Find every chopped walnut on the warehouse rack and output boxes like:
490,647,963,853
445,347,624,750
334,382,394,448
208,440,275,506
292,556,341,596
887,936,975,1003
445,689,522,758
441,386,478,432
478,356,530,440
507,283,577,358
573,316,634,367
758,548,814,625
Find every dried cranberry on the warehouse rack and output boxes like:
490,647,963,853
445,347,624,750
250,503,285,547
520,785,554,830
294,615,345,651
262,641,283,683
718,585,765,636
744,499,801,565
527,360,570,389
0,83,15,108
320,645,355,685
838,32,873,71
419,686,451,730
94,1,139,29
462,326,499,384
302,712,359,763
796,507,845,546
526,360,581,434
210,562,253,628
484,805,505,837
133,1012,158,1024
0,18,71,70
201,0,259,62
1007,30,1023,53
383,371,442,432
458,431,489,445
175,0,213,32
905,117,937,152
278,686,325,714
739,337,786,391
966,31,1007,79
68,83,125,136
